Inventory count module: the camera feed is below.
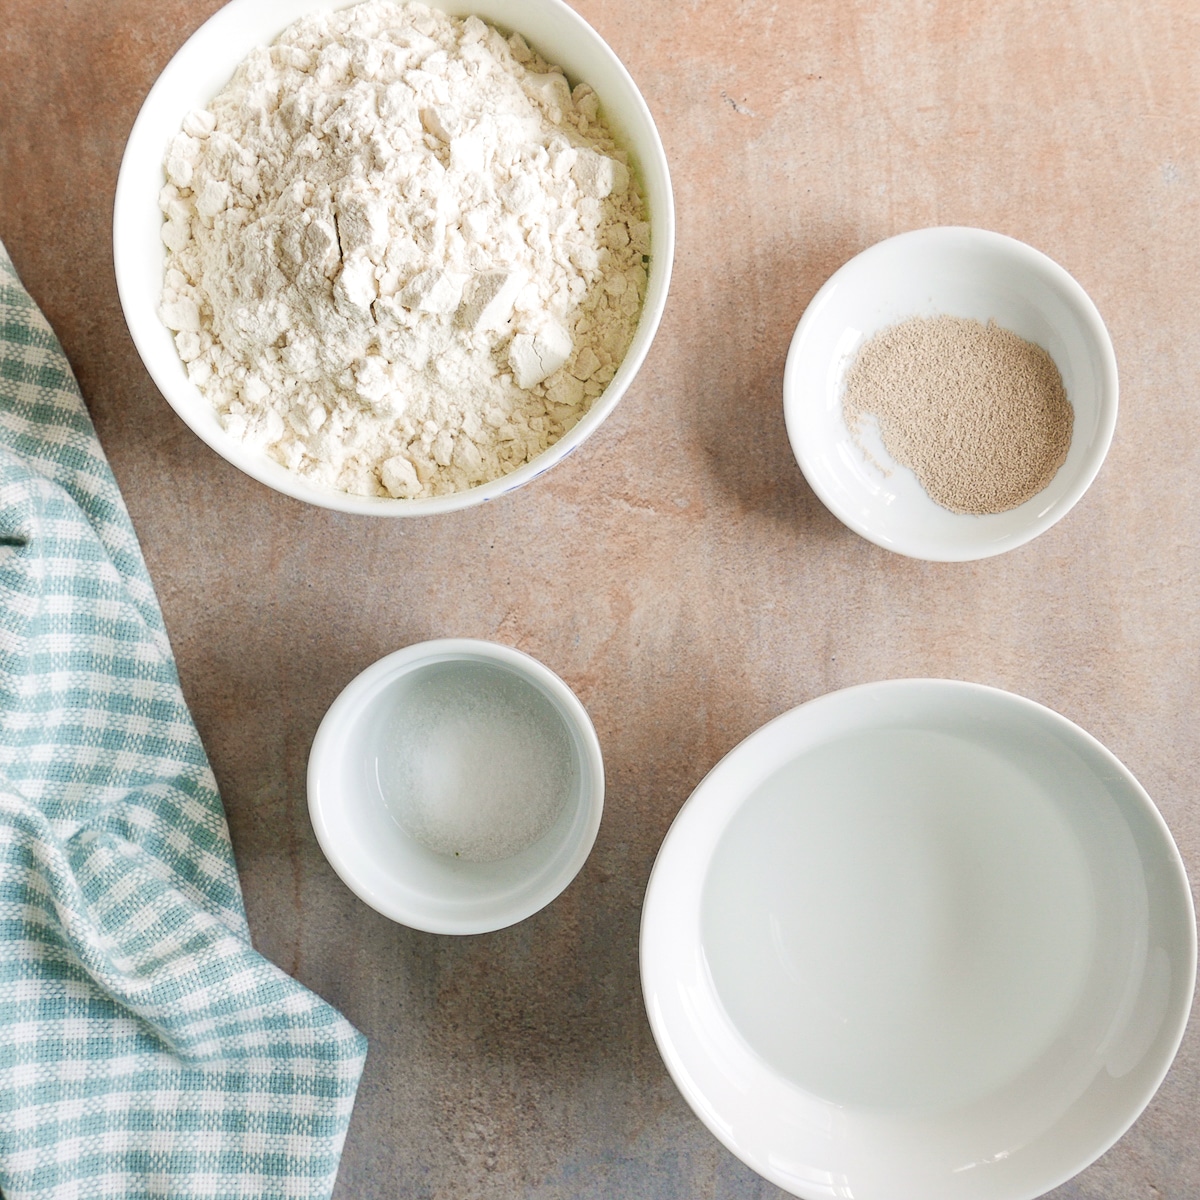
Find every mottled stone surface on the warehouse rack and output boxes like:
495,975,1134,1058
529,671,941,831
1,1,1198,1197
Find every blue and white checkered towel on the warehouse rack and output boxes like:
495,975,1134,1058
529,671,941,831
0,241,366,1199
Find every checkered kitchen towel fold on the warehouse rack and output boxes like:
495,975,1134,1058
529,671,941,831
0,240,366,1199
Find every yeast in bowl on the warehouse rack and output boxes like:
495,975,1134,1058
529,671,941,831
783,227,1118,561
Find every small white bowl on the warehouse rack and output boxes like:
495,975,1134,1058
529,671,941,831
114,0,674,516
641,680,1195,1200
783,228,1118,560
308,639,603,934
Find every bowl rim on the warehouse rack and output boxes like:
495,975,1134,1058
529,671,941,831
782,226,1120,562
639,677,1196,1200
113,0,675,516
307,637,605,934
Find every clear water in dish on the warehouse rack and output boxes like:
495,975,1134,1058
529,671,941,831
700,726,1095,1111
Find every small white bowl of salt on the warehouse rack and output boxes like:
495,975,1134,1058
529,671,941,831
308,639,603,934
783,226,1118,561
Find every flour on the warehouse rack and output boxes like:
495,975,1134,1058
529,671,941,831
158,0,649,498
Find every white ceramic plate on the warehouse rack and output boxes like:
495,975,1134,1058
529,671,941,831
641,680,1194,1200
783,228,1118,560
114,0,674,515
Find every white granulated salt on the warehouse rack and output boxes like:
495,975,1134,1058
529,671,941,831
158,0,649,498
379,662,574,862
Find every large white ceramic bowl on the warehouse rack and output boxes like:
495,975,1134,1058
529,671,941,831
114,0,674,515
783,228,1118,560
641,680,1195,1200
308,639,603,934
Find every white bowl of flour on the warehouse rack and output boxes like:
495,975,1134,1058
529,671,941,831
115,0,673,514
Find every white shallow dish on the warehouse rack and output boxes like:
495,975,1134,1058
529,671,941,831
783,228,1118,560
641,680,1195,1200
114,0,674,515
308,639,604,934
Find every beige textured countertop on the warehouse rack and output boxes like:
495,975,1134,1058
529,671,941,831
2,0,1198,1196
